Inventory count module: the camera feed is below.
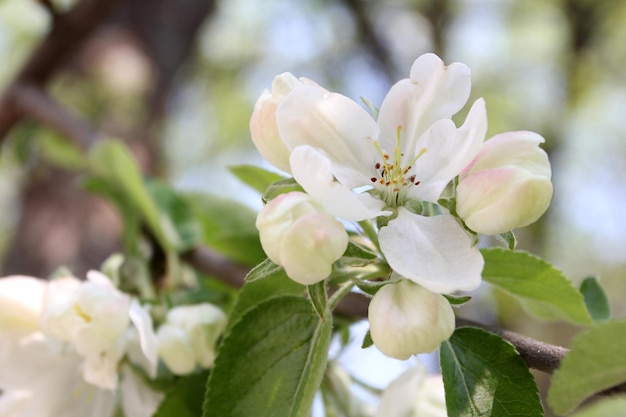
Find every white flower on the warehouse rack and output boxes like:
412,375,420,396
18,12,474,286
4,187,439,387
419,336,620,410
456,131,553,235
255,191,349,285
376,365,447,417
268,53,485,294
368,278,454,359
250,73,323,173
41,271,157,389
157,303,227,375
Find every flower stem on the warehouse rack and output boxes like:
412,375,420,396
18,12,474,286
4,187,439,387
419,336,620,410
358,220,380,251
328,280,356,311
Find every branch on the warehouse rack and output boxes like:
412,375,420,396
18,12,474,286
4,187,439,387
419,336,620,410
0,0,120,140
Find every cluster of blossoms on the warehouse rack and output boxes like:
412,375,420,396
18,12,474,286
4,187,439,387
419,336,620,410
251,53,553,359
0,271,226,417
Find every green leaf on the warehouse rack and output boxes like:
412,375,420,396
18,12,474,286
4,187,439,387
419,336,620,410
361,329,373,349
338,240,379,268
440,327,543,417
228,261,304,329
185,193,265,266
154,371,209,417
147,180,201,252
229,164,285,194
579,276,611,323
548,320,626,415
38,132,86,170
307,280,328,321
88,139,171,250
262,177,304,203
353,278,391,296
203,296,332,417
497,231,517,250
481,248,593,325
569,397,626,417
444,294,472,305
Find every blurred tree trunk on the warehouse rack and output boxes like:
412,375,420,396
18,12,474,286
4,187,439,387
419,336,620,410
1,0,216,278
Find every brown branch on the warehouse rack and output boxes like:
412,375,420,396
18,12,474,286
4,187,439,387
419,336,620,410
0,0,120,140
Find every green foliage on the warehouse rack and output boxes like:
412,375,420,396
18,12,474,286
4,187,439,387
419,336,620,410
579,276,611,323
443,294,472,305
307,280,328,321
185,193,265,266
227,259,304,329
337,240,379,268
497,231,517,250
481,248,593,325
203,296,332,417
153,371,209,417
548,320,626,415
262,177,304,203
229,164,285,194
568,397,626,417
440,327,543,417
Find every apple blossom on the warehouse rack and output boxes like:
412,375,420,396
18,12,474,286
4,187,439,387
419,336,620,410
157,303,227,375
368,278,455,359
262,53,486,294
456,131,553,235
250,73,323,173
376,365,447,417
255,191,349,285
40,271,157,389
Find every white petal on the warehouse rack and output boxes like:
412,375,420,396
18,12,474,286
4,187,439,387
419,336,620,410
408,99,487,202
129,299,158,377
290,146,390,221
277,85,380,188
0,276,45,337
379,209,483,293
120,364,164,417
378,53,471,153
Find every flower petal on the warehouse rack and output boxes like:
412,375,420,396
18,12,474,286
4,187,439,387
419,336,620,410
129,299,159,377
0,276,46,337
120,364,164,417
277,85,380,188
377,53,471,153
408,99,487,202
379,208,483,293
290,145,390,221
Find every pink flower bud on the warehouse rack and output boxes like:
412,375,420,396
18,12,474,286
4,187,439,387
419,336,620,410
368,279,455,359
456,131,553,235
256,192,349,285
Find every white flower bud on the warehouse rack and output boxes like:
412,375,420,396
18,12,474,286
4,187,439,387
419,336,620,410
368,279,455,359
255,191,349,285
376,365,447,417
250,73,304,173
456,131,553,235
157,303,227,375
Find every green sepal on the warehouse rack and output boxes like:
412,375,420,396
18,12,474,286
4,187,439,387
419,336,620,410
262,177,304,203
361,329,374,349
444,294,472,305
307,280,328,321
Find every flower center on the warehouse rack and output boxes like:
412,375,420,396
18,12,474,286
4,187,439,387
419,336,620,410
369,127,427,206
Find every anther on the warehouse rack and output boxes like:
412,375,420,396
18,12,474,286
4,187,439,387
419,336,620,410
370,177,377,183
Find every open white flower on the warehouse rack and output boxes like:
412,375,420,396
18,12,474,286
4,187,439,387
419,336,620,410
41,271,157,389
157,303,227,375
268,53,485,294
376,365,447,417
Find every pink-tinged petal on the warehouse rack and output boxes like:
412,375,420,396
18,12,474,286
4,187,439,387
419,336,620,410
379,209,483,293
129,299,158,377
277,85,380,188
457,167,553,235
0,276,46,337
290,146,391,221
250,91,292,173
461,130,551,180
378,53,471,153
408,99,487,202
279,213,349,285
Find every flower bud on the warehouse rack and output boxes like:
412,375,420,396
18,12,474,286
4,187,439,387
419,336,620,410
157,303,226,375
376,366,447,417
250,73,303,173
456,131,553,235
255,191,349,285
368,279,454,359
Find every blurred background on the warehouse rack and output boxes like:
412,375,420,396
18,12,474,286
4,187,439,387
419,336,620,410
1,0,625,414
